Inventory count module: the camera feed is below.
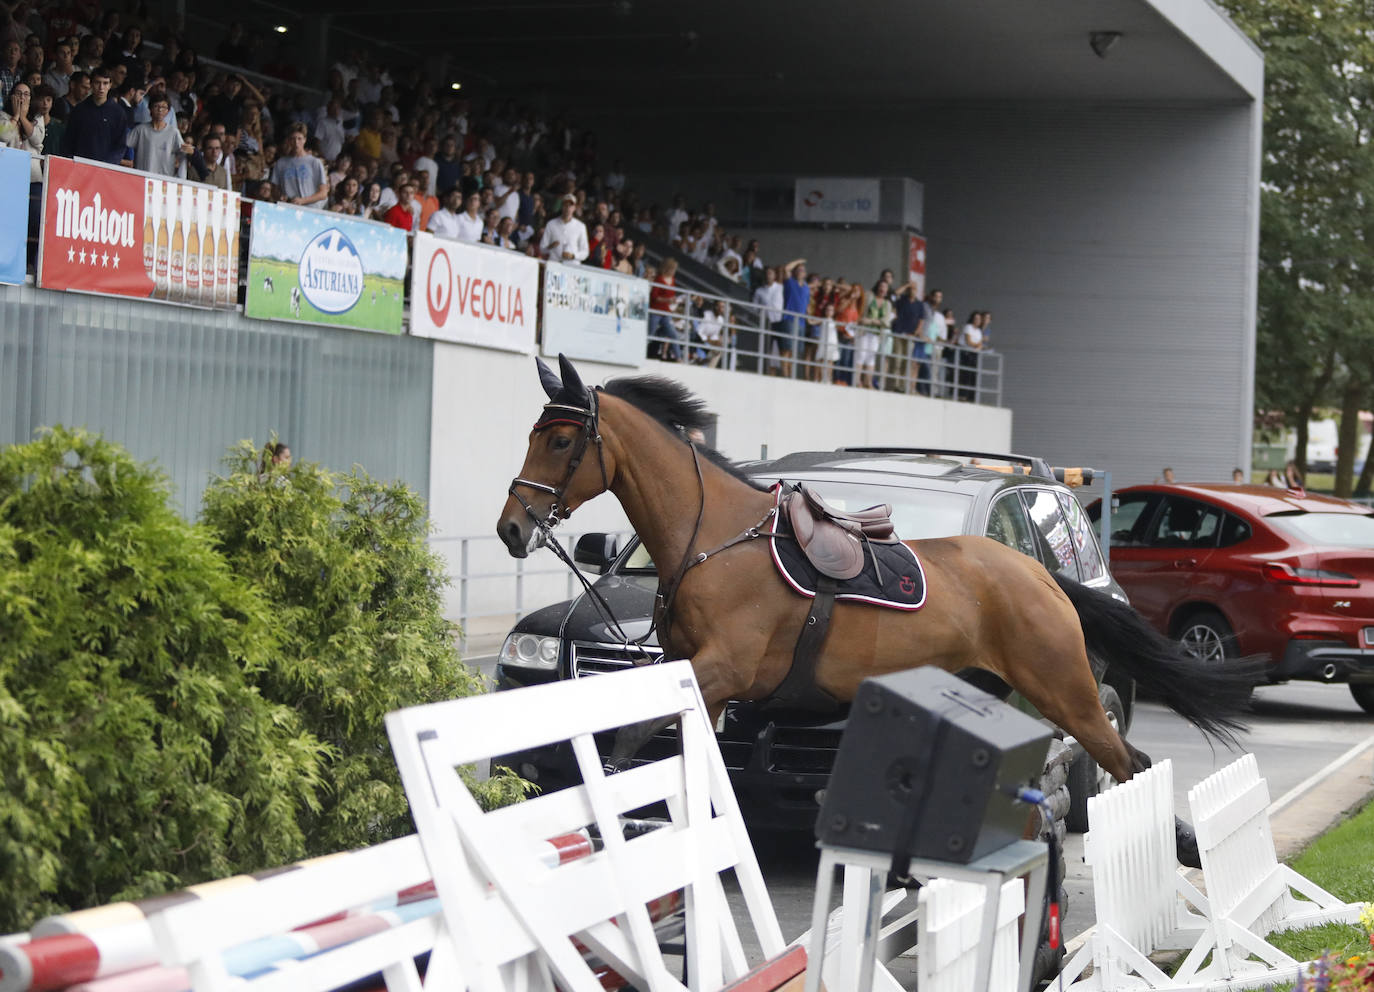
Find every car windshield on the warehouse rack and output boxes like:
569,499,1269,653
620,481,973,571
1267,511,1374,548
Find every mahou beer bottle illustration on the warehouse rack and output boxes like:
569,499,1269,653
199,190,216,307
168,185,185,302
154,186,170,297
142,179,157,284
217,191,232,309
184,186,200,304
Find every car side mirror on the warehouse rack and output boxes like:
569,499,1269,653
573,533,620,574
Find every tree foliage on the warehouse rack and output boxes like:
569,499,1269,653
0,429,326,932
200,442,530,855
1218,0,1374,494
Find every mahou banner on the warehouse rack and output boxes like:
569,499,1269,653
39,157,241,309
410,232,538,351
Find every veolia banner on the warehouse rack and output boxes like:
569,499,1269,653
410,231,539,351
244,202,407,333
541,261,649,367
38,157,240,308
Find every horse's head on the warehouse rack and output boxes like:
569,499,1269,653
497,354,612,557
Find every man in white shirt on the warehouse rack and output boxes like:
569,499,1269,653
666,194,689,243
426,189,463,239
412,137,439,198
540,197,589,263
313,98,346,163
454,192,484,243
752,267,785,374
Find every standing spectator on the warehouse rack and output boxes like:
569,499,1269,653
648,257,681,361
939,308,958,398
0,38,19,105
270,121,328,208
33,83,59,155
889,283,925,394
453,191,484,242
834,283,862,386
817,301,840,384
751,266,784,375
540,195,589,262
666,193,688,242
192,131,230,188
957,311,985,401
434,135,461,193
383,181,417,231
494,216,519,250
329,176,360,214
234,102,267,182
216,21,250,65
0,80,42,180
778,258,809,379
127,92,188,176
695,299,725,367
920,289,946,397
359,180,385,221
856,281,893,389
313,97,346,163
61,69,89,115
43,39,73,100
426,187,463,238
61,66,124,163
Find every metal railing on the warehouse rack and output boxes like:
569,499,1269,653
642,281,1002,405
431,529,634,653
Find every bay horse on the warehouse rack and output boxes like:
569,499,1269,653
497,356,1254,865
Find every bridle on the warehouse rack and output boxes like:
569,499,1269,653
508,388,610,530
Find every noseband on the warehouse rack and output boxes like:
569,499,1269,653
509,389,610,530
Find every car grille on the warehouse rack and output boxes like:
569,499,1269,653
571,641,664,677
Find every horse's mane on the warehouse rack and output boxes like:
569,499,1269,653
601,375,765,491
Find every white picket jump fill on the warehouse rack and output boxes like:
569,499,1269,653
916,878,1023,992
792,880,911,992
387,661,790,992
1055,760,1216,992
1189,754,1361,950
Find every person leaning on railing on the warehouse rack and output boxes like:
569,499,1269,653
648,257,681,362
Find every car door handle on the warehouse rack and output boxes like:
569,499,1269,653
1172,558,1197,569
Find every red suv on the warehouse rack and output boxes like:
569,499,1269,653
1090,483,1374,712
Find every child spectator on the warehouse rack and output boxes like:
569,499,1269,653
126,92,190,176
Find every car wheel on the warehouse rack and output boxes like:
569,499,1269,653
1066,683,1125,832
1351,683,1374,714
1178,609,1235,664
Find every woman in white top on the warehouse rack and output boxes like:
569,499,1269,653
695,299,726,368
958,311,985,402
0,83,45,182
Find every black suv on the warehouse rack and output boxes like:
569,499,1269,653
495,448,1134,832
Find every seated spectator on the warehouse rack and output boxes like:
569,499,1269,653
426,187,462,238
0,80,42,180
314,97,346,162
383,181,416,231
610,233,634,273
75,34,102,73
540,195,588,263
0,38,20,105
495,215,519,250
270,121,328,208
413,135,439,197
191,130,230,188
454,191,483,242
116,26,144,78
61,66,124,163
587,221,610,267
329,176,360,213
127,91,189,176
33,82,59,154
695,299,725,368
480,206,500,244
327,151,351,189
359,179,386,221
434,134,461,193
61,69,89,116
43,39,74,100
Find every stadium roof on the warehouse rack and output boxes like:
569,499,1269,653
301,0,1261,110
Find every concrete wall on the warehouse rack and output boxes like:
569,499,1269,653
595,98,1259,487
427,344,1012,635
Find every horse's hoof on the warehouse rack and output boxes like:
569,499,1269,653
1175,815,1201,868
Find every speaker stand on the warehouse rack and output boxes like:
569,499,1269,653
803,838,1048,992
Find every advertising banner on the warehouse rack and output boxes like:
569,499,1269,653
541,261,649,367
793,178,881,225
39,157,240,307
907,234,927,300
245,202,406,334
0,147,29,285
411,232,539,351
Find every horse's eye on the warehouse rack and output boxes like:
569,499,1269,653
553,435,572,450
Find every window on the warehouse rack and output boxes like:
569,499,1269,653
1146,497,1222,549
1060,492,1106,581
1105,494,1158,547
1268,512,1374,547
1022,488,1079,579
985,493,1037,559
1219,514,1252,547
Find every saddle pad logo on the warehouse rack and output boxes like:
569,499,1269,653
899,575,916,595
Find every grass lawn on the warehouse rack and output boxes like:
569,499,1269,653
1266,797,1374,961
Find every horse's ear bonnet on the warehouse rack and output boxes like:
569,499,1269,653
557,353,589,404
532,354,594,429
536,356,562,400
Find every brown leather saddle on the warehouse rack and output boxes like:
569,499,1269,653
783,484,898,581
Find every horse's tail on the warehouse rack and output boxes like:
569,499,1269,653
1053,573,1260,747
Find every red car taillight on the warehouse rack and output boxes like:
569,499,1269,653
1261,562,1359,587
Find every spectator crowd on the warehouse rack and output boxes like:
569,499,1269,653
0,0,994,400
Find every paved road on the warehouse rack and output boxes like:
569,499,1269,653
736,681,1373,950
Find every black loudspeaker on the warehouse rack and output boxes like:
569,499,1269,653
815,667,1052,865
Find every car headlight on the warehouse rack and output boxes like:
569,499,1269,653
499,633,561,670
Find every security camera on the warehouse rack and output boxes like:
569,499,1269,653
1090,31,1121,58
